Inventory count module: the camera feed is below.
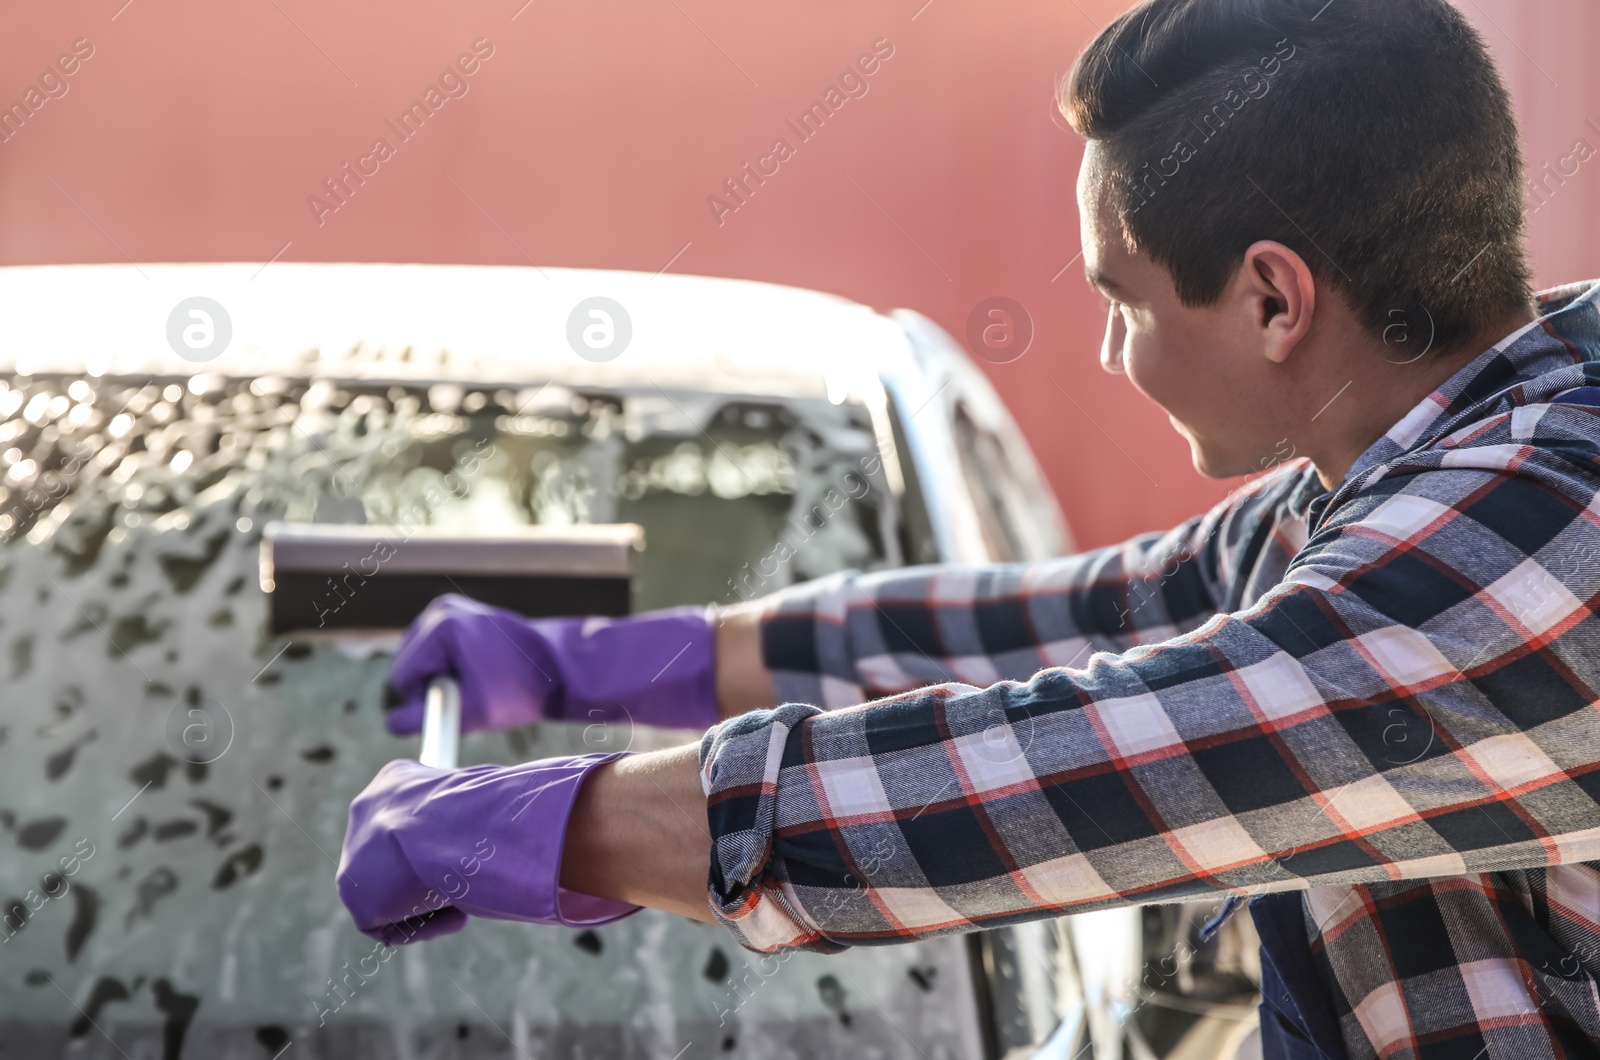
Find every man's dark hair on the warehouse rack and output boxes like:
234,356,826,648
1063,0,1533,356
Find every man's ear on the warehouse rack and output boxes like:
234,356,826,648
1237,241,1316,365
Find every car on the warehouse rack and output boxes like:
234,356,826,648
0,262,1258,1059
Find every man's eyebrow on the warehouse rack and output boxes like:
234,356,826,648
1086,269,1125,296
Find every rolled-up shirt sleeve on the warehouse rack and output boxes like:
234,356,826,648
753,465,1320,710
699,467,1600,953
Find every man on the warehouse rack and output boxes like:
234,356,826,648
338,0,1600,1056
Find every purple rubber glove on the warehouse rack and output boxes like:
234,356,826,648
385,594,719,736
337,752,640,945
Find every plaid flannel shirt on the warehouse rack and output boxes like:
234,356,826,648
699,280,1600,1060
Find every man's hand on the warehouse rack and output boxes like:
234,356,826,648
386,594,721,735
337,753,643,945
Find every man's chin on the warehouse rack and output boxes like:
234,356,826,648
1189,450,1234,480
1179,431,1246,480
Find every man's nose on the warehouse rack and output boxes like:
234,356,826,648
1100,305,1126,374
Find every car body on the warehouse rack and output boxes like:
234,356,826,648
0,263,1256,1058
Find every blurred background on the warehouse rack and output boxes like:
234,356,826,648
4,0,1594,548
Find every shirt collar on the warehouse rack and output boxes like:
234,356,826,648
1339,279,1600,488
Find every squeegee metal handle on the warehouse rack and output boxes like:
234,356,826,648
419,676,461,770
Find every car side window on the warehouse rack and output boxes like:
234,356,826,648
950,400,1027,563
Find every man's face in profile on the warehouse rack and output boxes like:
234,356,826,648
1076,142,1296,480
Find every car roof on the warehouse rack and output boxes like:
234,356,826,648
0,262,909,402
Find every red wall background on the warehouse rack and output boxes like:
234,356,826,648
3,0,1596,548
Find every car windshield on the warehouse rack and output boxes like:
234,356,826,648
0,372,990,1058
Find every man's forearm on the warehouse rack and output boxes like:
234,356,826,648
558,742,716,923
558,602,770,924
714,601,777,718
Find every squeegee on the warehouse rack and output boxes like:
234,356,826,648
260,522,643,767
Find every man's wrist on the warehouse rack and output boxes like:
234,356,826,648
714,601,778,718
558,743,716,923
